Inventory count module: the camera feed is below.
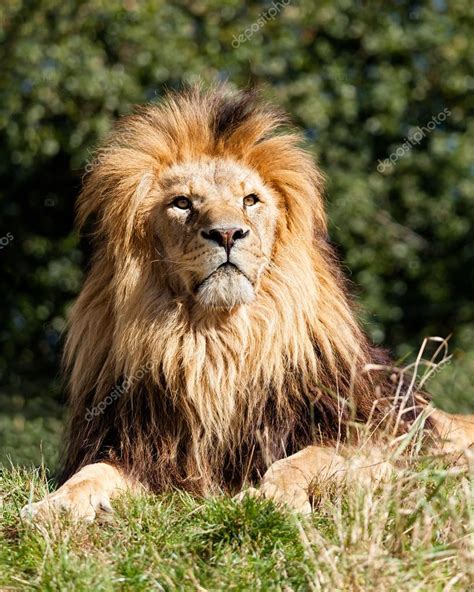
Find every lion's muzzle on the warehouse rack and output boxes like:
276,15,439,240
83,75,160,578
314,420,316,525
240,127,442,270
195,263,255,309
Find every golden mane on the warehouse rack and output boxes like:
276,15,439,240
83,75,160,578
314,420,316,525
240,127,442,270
61,85,424,494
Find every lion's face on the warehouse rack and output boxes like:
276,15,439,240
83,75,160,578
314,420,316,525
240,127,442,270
153,159,280,309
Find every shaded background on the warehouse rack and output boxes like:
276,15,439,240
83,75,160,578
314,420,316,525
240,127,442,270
1,0,473,467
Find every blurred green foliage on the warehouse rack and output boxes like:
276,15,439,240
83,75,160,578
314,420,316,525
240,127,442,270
0,0,473,465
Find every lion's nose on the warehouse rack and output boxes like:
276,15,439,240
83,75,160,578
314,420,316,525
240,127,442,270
201,227,249,255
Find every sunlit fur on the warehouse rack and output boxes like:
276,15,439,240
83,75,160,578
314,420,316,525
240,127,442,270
61,85,427,494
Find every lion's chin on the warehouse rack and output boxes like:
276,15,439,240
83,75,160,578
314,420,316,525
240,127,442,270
195,265,255,309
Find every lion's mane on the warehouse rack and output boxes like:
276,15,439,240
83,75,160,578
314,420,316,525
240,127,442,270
61,86,424,493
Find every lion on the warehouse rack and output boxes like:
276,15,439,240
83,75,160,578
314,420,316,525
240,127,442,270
22,85,473,521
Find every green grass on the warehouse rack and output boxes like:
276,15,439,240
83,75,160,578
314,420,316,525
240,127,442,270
0,393,62,468
1,460,472,591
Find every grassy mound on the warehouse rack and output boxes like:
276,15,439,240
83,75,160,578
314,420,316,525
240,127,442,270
1,460,472,591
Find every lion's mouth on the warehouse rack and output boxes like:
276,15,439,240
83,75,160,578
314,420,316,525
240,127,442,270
194,262,255,308
218,261,239,272
195,262,250,292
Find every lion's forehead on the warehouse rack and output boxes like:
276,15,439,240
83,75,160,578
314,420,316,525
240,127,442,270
158,158,263,199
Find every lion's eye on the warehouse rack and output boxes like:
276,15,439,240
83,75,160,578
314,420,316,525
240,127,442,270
171,196,192,210
243,194,259,207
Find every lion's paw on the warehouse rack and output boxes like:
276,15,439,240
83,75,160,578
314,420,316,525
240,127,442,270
21,485,113,523
236,482,311,515
259,479,312,515
234,486,261,502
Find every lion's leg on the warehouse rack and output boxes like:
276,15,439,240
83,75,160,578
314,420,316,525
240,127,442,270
21,462,140,522
254,411,474,514
429,408,474,454
252,445,394,514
